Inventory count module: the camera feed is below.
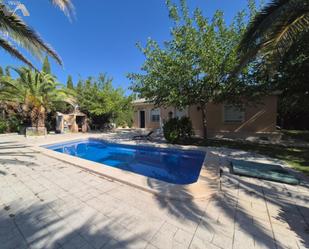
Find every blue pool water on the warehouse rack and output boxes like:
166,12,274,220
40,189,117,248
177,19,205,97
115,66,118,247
45,139,206,184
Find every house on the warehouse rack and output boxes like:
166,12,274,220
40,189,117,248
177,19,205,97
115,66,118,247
132,96,278,138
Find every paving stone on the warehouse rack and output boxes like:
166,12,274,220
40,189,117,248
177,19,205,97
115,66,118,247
2,235,29,249
194,221,215,243
1,135,309,249
150,232,174,249
80,229,112,249
173,229,194,248
61,234,91,249
254,237,277,249
211,232,233,249
145,244,159,249
101,239,121,249
189,236,222,249
233,228,255,249
189,236,205,249
159,222,179,237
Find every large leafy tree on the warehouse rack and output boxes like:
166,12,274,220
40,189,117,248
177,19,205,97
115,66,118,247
0,67,74,128
129,0,255,138
237,0,309,71
76,74,133,128
0,0,74,68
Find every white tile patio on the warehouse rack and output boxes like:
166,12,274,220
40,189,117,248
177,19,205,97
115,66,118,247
0,132,308,249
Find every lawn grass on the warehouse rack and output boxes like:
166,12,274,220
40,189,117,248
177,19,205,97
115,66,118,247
179,138,309,175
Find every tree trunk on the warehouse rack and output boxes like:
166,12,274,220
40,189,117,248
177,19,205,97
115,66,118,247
200,103,207,139
30,108,38,128
30,106,46,128
37,106,46,128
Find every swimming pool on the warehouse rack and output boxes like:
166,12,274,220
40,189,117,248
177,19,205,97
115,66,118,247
44,139,206,184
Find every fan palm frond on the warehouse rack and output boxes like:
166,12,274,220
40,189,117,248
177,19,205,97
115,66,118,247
51,0,75,19
0,36,35,68
240,0,291,52
267,11,309,56
236,0,309,71
0,4,62,65
0,1,75,68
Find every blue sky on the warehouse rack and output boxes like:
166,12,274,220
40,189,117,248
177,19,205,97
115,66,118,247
0,0,262,94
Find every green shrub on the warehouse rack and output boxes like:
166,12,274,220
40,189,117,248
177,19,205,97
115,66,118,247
7,116,22,132
0,119,8,134
0,115,23,134
163,117,194,143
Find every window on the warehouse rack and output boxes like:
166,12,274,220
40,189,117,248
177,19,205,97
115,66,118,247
224,105,244,123
151,108,160,122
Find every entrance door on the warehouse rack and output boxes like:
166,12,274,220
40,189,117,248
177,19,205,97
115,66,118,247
140,111,145,128
76,116,84,132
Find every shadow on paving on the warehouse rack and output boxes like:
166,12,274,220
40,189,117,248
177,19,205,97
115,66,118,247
0,141,16,145
0,141,31,150
0,169,7,175
147,176,279,248
221,174,309,249
147,178,206,223
0,201,147,249
147,164,308,248
0,152,38,156
215,189,278,249
145,151,219,238
0,156,38,168
0,145,31,150
0,141,38,168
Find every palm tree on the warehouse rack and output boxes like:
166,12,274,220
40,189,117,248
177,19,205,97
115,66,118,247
0,0,74,68
236,0,309,71
0,67,74,128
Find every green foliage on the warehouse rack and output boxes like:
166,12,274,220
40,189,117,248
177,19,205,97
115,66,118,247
6,115,22,132
163,117,193,143
0,115,22,133
248,0,257,20
42,56,51,74
114,98,134,128
0,66,3,76
0,67,74,128
0,118,7,133
237,0,309,72
76,79,83,91
129,0,257,137
75,74,133,129
66,75,74,89
272,32,309,129
5,66,10,76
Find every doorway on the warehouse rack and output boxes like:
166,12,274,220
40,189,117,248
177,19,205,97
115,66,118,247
76,116,85,132
139,111,145,128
